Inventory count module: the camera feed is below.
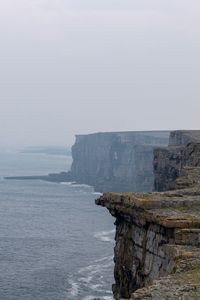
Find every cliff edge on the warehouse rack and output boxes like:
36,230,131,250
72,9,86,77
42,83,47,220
96,130,200,299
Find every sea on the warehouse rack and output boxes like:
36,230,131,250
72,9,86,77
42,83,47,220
0,149,115,300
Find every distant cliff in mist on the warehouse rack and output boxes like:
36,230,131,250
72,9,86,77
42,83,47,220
69,131,170,192
5,131,170,193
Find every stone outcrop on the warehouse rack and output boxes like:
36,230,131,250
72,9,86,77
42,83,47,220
96,130,200,299
96,189,200,299
154,130,200,191
70,131,169,192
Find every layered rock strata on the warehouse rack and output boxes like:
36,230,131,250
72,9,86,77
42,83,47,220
96,189,200,299
96,130,200,299
70,131,169,192
154,130,200,191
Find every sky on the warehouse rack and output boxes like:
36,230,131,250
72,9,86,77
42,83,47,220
0,0,200,147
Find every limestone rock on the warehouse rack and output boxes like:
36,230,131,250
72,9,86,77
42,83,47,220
154,130,200,191
96,130,200,300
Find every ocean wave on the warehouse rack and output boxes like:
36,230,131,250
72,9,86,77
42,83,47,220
70,183,92,188
67,276,79,297
78,256,114,275
78,275,93,284
60,182,91,187
60,181,97,191
60,181,76,185
94,229,115,243
94,256,113,263
68,255,114,299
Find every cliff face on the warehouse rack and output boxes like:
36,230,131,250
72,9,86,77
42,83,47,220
96,190,200,299
154,130,200,191
70,131,169,192
96,130,200,300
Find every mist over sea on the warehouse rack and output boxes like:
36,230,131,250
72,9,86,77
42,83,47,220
0,150,114,300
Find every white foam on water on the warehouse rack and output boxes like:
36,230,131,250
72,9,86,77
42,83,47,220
76,256,113,295
69,256,114,299
78,276,93,284
94,229,115,243
94,256,113,263
71,183,92,188
67,276,79,297
60,181,76,185
78,264,95,274
78,256,113,275
60,182,93,190
89,283,103,291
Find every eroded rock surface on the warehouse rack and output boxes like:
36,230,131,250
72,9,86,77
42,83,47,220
154,130,200,191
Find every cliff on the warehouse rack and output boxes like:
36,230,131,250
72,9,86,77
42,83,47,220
154,130,200,191
70,131,169,192
96,130,200,300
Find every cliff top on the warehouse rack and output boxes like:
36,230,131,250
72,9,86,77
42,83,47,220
75,130,170,138
169,130,200,146
75,130,200,146
96,188,200,229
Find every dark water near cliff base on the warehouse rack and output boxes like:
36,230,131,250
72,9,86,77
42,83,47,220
0,151,114,300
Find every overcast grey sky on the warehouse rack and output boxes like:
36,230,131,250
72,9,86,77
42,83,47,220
0,0,200,147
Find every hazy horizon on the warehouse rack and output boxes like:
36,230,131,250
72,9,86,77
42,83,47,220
1,0,200,147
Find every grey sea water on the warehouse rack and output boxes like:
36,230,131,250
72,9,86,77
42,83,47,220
0,150,114,300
